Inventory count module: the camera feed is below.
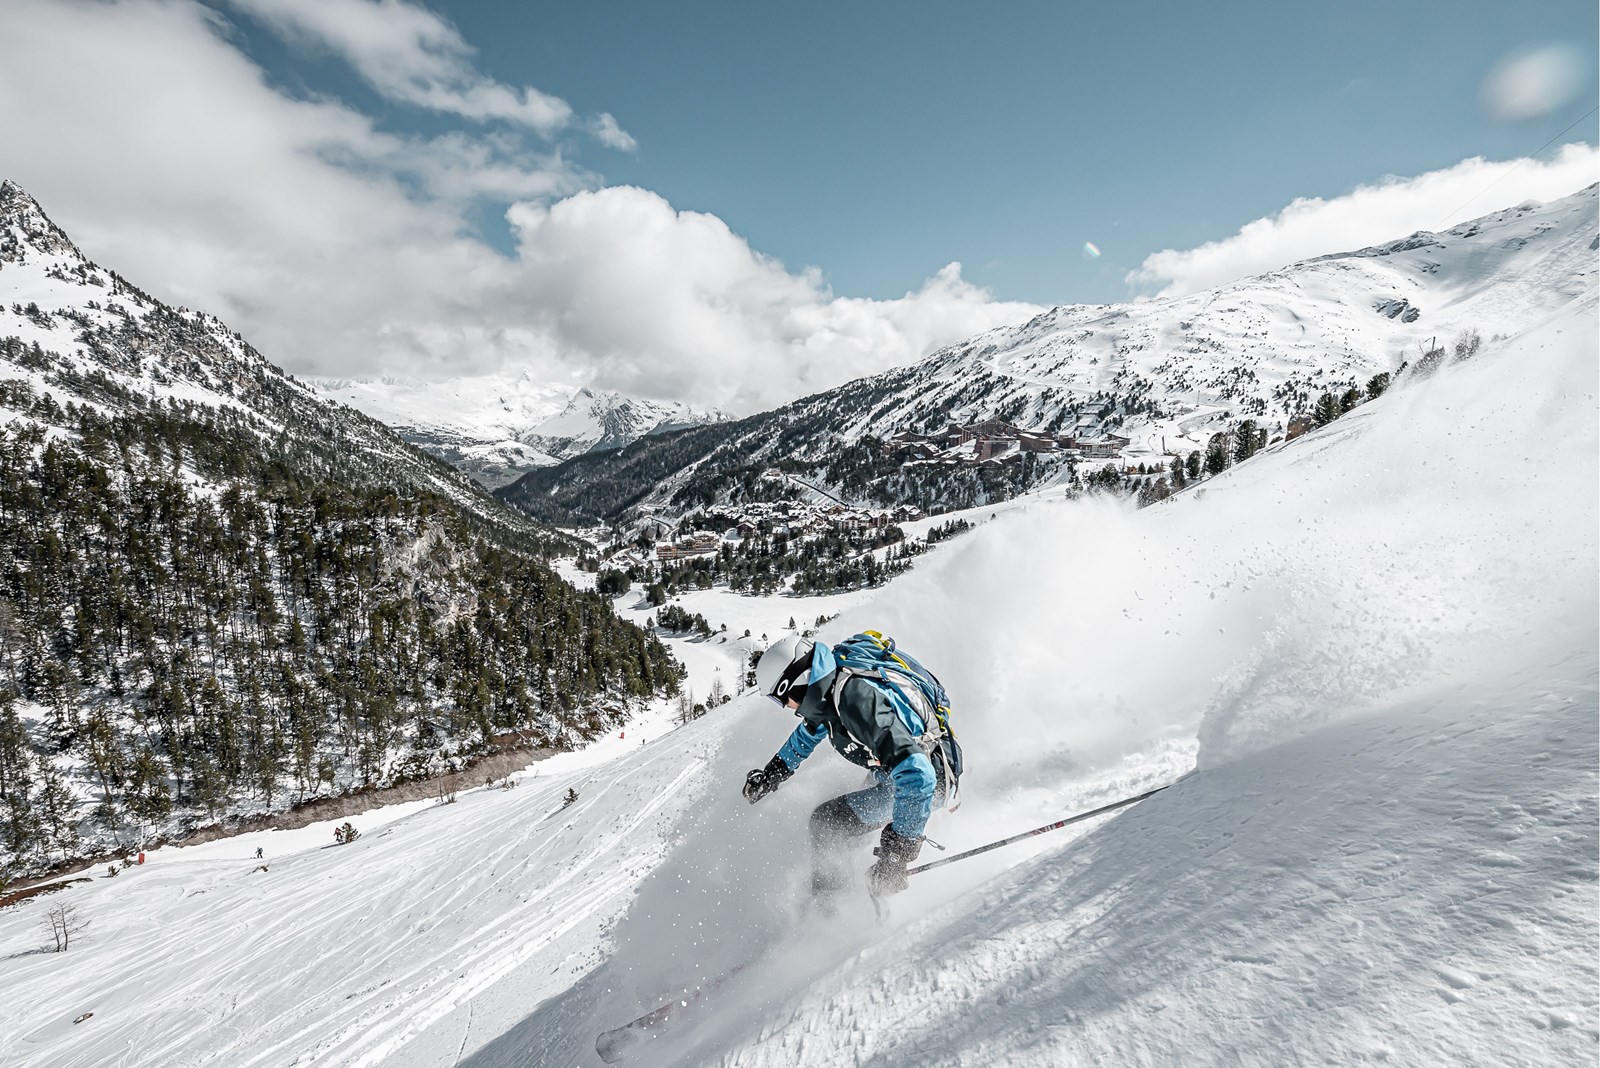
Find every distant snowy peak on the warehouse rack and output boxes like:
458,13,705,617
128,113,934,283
312,371,573,443
526,386,725,458
316,373,727,485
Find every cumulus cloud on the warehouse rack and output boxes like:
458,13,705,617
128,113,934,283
503,189,1038,411
226,0,573,133
1128,144,1600,297
0,0,1038,414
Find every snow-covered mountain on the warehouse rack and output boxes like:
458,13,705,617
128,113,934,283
499,184,1598,526
315,374,725,488
528,386,723,461
4,289,1592,1068
0,179,519,523
878,185,1597,453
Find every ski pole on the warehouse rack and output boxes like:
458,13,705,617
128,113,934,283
907,777,1187,877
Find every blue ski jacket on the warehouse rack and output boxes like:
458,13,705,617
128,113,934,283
774,642,939,838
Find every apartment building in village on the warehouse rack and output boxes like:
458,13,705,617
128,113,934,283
883,420,1131,467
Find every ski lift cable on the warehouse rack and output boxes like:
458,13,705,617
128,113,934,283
1435,104,1598,229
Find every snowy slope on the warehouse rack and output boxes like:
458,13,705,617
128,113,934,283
0,295,1593,1066
845,185,1599,456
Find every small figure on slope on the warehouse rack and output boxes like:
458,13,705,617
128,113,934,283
744,633,963,905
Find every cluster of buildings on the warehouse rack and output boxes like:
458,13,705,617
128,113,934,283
882,420,1131,467
617,499,926,562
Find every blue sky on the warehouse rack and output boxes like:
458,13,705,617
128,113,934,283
236,0,1597,305
4,0,1596,410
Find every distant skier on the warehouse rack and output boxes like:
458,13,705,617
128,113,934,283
744,633,962,903
255,847,264,859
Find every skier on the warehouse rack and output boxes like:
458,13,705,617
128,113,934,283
743,634,959,902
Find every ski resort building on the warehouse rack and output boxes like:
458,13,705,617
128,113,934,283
883,420,1087,468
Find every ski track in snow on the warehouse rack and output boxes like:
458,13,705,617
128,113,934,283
0,716,725,1068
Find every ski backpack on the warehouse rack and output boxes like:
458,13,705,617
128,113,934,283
827,631,963,806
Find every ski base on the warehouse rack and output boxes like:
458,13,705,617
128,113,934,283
594,960,752,1062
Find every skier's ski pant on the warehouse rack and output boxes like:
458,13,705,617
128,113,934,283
809,766,944,896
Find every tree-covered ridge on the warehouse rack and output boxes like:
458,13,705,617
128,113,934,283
494,416,759,526
0,382,680,875
495,397,1071,528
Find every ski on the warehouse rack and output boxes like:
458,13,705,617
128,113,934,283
595,962,750,1063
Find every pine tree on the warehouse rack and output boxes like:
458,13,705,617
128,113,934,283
34,762,81,863
1204,433,1231,476
0,694,41,862
1233,420,1259,464
1312,392,1341,428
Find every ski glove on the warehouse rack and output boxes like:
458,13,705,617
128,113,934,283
743,755,793,804
867,823,923,897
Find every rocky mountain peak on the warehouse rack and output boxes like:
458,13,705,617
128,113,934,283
0,178,80,262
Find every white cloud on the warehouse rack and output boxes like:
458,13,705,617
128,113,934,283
502,188,1039,411
0,0,1039,415
225,0,573,133
1128,145,1600,297
1481,44,1591,121
590,113,638,152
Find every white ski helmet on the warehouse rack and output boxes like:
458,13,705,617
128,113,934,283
757,635,815,705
